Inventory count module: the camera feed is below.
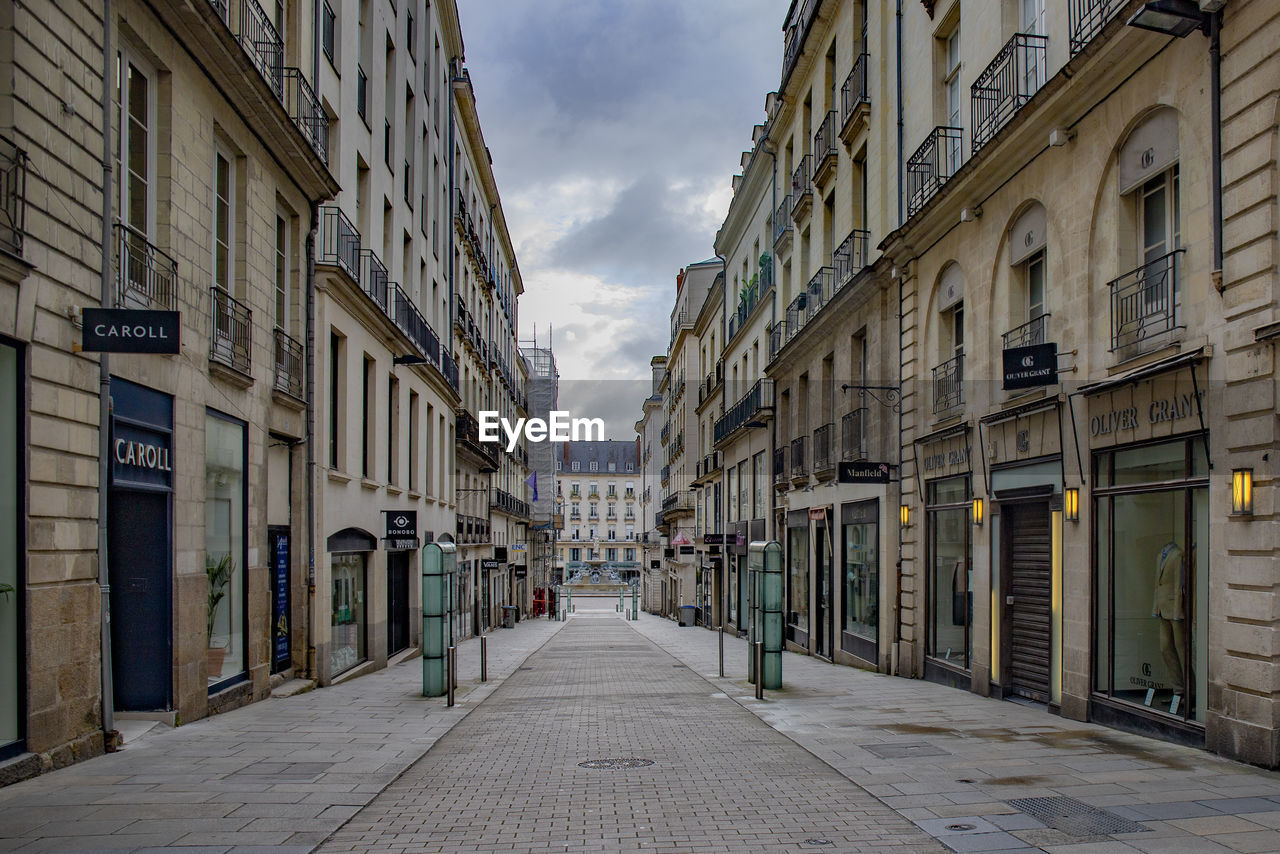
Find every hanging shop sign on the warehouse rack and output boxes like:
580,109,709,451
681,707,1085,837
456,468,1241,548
838,461,892,483
1003,343,1058,390
82,309,181,354
702,533,726,544
383,510,418,550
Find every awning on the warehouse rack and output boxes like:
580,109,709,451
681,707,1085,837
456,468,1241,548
1074,347,1205,397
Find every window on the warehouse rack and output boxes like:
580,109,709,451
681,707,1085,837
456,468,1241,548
606,548,617,561
322,1,336,64
206,411,247,686
361,355,374,478
409,391,419,492
570,548,581,562
407,10,416,61
625,548,635,561
1140,166,1181,270
950,302,965,358
927,476,971,669
589,461,599,472
943,26,962,167
328,331,344,468
842,500,879,647
608,462,616,472
331,552,366,674
788,521,810,638
213,150,233,292
386,374,399,485
117,49,155,240
1021,0,1046,89
1025,251,1045,326
274,214,289,330
571,461,580,472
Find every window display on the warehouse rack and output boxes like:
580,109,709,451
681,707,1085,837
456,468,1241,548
842,501,878,643
331,552,367,674
205,412,246,686
787,522,809,636
927,476,971,669
1094,437,1208,723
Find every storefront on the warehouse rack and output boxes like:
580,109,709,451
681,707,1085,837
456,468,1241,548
840,499,879,665
205,410,247,690
917,426,973,687
327,528,374,677
1082,357,1209,742
386,550,412,656
108,379,174,710
0,339,22,758
785,509,809,648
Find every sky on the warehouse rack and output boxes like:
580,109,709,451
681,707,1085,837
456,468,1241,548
457,0,784,437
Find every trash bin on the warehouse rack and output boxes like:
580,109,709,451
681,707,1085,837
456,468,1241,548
678,605,696,627
502,606,517,629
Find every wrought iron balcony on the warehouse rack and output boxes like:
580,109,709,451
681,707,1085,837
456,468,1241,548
390,284,440,364
1109,250,1182,356
660,464,670,485
273,327,303,399
840,53,870,142
211,286,251,374
769,321,790,362
0,135,27,257
785,292,806,337
114,223,177,310
841,408,867,461
283,68,328,166
317,206,360,282
813,423,835,475
773,193,793,247
662,490,693,513
1002,313,1049,349
790,435,808,480
932,353,965,415
791,154,812,219
1069,0,1127,55
906,127,964,218
773,446,787,485
972,34,1048,154
456,410,500,472
358,249,389,311
833,229,870,290
813,111,838,185
441,349,459,390
805,267,834,321
713,378,775,446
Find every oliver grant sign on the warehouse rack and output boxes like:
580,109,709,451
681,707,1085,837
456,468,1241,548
1002,343,1057,390
82,309,181,354
1086,368,1207,450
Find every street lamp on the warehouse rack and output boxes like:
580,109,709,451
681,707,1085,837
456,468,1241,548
393,354,428,366
1126,0,1206,37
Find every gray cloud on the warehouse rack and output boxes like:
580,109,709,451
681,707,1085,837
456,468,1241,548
557,379,654,438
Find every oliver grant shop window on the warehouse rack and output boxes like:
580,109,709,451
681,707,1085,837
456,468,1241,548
205,411,247,688
927,476,971,671
841,499,878,662
1094,436,1208,726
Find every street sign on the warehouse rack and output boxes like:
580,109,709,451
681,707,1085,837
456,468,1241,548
1002,342,1058,390
838,461,892,483
82,309,181,354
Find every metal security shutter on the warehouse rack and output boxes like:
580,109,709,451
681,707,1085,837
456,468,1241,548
1007,501,1051,702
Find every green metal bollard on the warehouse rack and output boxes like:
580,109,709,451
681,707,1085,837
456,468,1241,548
631,585,638,620
421,542,455,697
761,541,783,690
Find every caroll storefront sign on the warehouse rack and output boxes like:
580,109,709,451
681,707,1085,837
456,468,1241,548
111,420,174,490
82,308,181,354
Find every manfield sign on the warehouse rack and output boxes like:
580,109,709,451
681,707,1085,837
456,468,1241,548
82,309,181,354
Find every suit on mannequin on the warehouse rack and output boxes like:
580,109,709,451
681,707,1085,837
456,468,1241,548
1152,541,1184,695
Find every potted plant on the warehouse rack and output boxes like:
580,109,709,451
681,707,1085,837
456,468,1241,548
206,553,234,676
0,582,13,602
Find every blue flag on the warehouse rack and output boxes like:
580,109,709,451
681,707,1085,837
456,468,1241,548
525,470,538,502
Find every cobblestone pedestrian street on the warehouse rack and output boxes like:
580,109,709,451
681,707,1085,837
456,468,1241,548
320,606,941,853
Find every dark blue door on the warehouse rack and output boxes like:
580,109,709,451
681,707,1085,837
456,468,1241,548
108,490,171,711
387,552,409,655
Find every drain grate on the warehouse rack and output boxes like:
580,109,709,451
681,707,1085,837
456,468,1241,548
518,666,534,670
578,758,654,770
1009,797,1149,837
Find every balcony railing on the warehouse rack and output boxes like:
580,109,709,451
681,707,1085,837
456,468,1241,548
390,283,440,362
791,154,812,213
359,250,389,311
441,349,459,390
318,206,360,281
1002,313,1049,349
773,447,787,484
1069,0,1127,55
972,34,1048,153
840,54,870,131
769,321,789,361
236,0,284,98
841,409,867,461
813,111,838,182
0,136,26,257
273,327,303,398
662,490,693,512
790,436,808,479
932,353,965,414
283,68,328,166
114,223,177,310
773,193,792,245
805,267,834,321
660,464,670,484
1109,250,1182,355
211,286,251,374
833,229,870,289
906,127,964,218
813,423,834,473
713,378,775,445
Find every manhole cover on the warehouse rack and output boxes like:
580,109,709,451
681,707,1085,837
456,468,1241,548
802,839,833,847
578,758,654,769
1009,797,1149,836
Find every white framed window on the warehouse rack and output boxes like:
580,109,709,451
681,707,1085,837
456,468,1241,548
944,27,962,166
1139,166,1181,268
274,212,290,331
571,461,580,472
213,146,234,292
950,302,965,358
1025,250,1045,326
589,461,599,472
117,47,156,240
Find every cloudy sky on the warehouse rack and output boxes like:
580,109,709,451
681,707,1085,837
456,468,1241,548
457,0,784,437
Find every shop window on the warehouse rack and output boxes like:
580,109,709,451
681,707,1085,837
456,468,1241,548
842,500,879,645
1094,437,1208,723
787,522,810,640
330,552,367,674
0,343,20,756
206,411,247,687
927,476,971,669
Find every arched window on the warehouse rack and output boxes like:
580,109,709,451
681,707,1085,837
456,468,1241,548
1007,202,1048,346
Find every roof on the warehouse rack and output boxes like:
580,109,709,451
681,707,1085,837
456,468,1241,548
560,440,640,473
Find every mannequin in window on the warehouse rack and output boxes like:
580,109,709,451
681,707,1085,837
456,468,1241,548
1151,540,1185,696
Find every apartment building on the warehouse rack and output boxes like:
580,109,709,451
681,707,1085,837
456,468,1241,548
651,0,1280,766
655,260,719,619
689,270,724,626
636,357,666,613
555,441,642,585
0,0,336,773
520,339,559,613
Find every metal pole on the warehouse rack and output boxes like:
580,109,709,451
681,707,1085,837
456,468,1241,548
754,642,764,700
97,0,116,743
480,635,487,682
718,556,725,677
446,645,455,706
